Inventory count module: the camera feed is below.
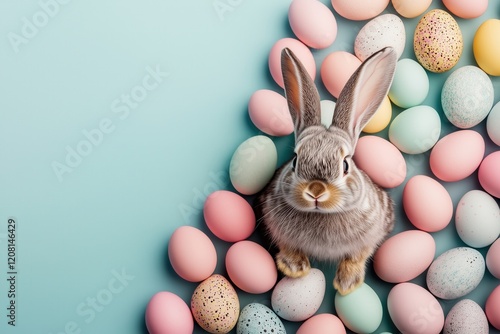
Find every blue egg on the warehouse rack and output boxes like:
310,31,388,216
237,303,285,334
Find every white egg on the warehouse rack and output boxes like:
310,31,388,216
487,101,500,146
444,299,488,334
320,100,336,128
237,303,286,334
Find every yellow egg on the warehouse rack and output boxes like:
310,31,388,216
473,19,500,76
414,9,463,73
363,95,392,133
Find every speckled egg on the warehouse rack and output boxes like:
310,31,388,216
414,9,463,73
271,268,325,322
236,303,286,334
354,14,405,62
441,66,494,129
444,299,489,334
191,275,240,333
426,247,485,300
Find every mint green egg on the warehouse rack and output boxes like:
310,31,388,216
229,135,277,195
334,283,383,334
389,105,441,154
389,59,429,108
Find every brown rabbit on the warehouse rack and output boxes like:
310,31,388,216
256,47,397,295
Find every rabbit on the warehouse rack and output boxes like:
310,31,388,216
255,46,397,296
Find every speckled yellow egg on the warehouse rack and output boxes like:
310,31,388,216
473,19,500,76
414,9,463,73
191,274,239,333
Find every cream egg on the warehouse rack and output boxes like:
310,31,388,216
331,0,389,21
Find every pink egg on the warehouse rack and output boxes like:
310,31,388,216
297,313,346,334
388,283,444,334
168,226,217,282
204,190,256,242
374,230,436,283
479,151,500,198
353,135,406,188
225,240,277,294
269,38,316,88
248,89,293,137
403,175,453,232
331,0,389,20
442,0,488,19
321,51,361,98
430,130,485,182
486,285,500,330
487,239,500,279
145,292,194,334
289,0,337,49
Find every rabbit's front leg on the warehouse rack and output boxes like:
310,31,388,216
276,245,311,278
334,247,373,295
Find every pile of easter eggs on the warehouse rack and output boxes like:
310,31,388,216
145,0,500,333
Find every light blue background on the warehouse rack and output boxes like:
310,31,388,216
0,0,499,333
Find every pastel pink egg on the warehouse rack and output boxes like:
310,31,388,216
487,239,500,279
297,313,346,334
225,240,277,294
374,230,436,283
430,130,485,182
289,0,337,49
331,0,389,20
248,89,293,137
168,226,217,282
145,292,194,334
353,135,406,188
479,151,500,198
269,38,316,88
442,0,488,19
204,190,256,242
403,175,453,232
321,51,361,98
486,285,500,330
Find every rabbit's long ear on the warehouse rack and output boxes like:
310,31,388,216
281,48,321,138
331,47,397,144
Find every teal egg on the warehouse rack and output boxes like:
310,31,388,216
334,283,383,334
389,59,429,108
389,105,441,154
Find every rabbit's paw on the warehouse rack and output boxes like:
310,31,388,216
334,256,367,295
276,249,310,278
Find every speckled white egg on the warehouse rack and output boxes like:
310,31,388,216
320,100,336,128
426,247,485,300
354,14,405,61
444,299,489,334
441,66,494,129
271,268,325,322
236,303,286,334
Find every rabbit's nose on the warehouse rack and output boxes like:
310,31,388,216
305,181,329,201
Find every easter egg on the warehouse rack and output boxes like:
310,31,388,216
269,38,316,88
320,100,336,128
391,0,432,18
288,0,337,49
335,283,383,334
388,283,444,334
443,0,488,19
145,292,194,334
271,268,325,322
414,9,463,73
479,151,500,199
229,135,277,195
388,58,429,108
236,303,286,334
444,299,489,334
426,247,485,300
455,190,500,248
474,19,500,76
204,190,255,242
331,0,389,21
487,102,500,146
353,135,406,188
354,14,405,62
321,51,361,99
363,95,392,134
168,226,217,282
389,105,440,154
429,130,485,182
248,89,293,137
441,66,494,129
297,314,346,334
225,240,277,294
486,285,500,330
373,230,436,283
403,175,453,232
487,239,500,279
191,275,239,333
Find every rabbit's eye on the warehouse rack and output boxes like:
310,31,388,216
292,153,298,171
343,158,349,175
